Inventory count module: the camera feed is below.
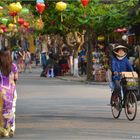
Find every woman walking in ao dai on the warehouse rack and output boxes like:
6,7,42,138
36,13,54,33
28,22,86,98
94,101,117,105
0,50,18,137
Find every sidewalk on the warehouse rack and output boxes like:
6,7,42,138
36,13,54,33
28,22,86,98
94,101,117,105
56,75,108,85
30,64,108,85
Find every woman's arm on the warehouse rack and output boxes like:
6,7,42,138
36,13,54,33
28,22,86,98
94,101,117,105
126,58,134,71
12,63,18,83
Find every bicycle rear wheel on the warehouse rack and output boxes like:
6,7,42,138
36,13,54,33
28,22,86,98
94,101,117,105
124,91,137,121
111,93,122,119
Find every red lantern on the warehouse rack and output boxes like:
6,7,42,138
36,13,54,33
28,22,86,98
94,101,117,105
116,28,122,32
23,22,29,28
36,3,45,14
1,25,6,30
122,27,127,32
81,0,89,7
9,12,17,17
3,28,7,33
18,18,24,25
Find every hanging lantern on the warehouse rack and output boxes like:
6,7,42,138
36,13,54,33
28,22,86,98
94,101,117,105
0,29,4,34
81,0,89,7
116,28,122,32
8,2,22,24
122,34,128,41
56,1,67,22
9,11,17,17
122,27,127,32
35,18,44,30
36,3,45,14
1,18,8,25
36,0,44,3
1,25,6,30
80,0,89,17
8,23,14,29
20,8,29,15
115,27,127,33
8,2,22,13
18,18,24,25
1,25,7,33
23,22,29,28
97,36,105,41
56,1,67,11
3,28,7,33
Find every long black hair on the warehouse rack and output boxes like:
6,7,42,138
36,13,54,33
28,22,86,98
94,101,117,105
0,49,12,77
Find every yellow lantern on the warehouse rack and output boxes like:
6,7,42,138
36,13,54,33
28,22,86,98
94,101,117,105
0,29,4,34
8,2,22,13
8,23,14,30
97,36,105,41
35,18,44,30
56,1,67,11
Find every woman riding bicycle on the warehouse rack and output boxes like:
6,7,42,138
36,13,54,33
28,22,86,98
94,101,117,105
111,44,134,103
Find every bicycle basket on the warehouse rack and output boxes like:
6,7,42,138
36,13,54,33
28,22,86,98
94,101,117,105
121,72,139,90
123,77,139,90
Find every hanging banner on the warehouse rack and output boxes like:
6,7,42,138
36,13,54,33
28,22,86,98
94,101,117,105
36,0,44,3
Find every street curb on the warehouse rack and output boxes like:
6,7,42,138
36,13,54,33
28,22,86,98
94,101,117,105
85,81,108,85
56,76,108,86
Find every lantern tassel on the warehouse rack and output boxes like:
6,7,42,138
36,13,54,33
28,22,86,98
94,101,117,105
14,16,17,23
84,11,86,17
61,13,63,22
40,14,42,20
83,7,86,17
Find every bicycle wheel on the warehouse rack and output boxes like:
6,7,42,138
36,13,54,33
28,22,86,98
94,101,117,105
111,93,122,119
124,91,137,121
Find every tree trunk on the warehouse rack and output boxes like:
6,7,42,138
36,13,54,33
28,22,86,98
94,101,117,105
138,46,140,77
69,55,73,75
73,50,79,77
73,57,79,77
86,28,94,81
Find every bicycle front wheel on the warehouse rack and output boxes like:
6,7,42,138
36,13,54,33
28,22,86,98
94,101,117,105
111,93,122,119
124,91,137,121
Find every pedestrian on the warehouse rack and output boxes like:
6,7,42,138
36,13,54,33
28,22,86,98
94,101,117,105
79,47,87,75
24,49,32,73
47,53,55,78
0,49,18,137
17,49,25,73
35,49,40,66
40,36,48,77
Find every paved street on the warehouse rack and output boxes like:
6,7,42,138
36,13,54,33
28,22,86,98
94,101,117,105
11,68,140,140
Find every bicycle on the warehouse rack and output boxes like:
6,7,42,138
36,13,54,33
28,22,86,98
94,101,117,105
110,72,139,121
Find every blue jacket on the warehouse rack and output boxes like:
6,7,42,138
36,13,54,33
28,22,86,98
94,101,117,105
111,56,133,81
